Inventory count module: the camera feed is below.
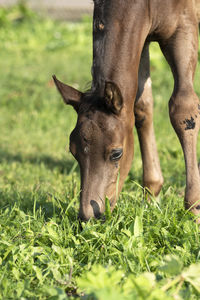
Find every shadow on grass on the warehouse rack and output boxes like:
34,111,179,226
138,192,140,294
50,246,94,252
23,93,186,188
0,188,79,222
0,148,79,174
0,149,80,221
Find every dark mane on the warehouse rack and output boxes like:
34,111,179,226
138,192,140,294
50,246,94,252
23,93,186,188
93,0,105,6
92,0,109,95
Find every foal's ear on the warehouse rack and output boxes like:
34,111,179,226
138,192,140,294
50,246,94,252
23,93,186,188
53,75,82,112
104,82,123,114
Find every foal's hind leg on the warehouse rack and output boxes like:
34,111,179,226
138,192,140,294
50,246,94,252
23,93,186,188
160,19,200,219
135,43,164,196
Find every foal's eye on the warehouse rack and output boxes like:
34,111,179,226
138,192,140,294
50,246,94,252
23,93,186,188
110,149,123,161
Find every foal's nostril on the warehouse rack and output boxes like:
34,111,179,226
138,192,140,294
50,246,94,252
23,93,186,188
90,200,101,218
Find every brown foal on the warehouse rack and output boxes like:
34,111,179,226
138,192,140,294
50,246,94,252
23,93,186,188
54,0,200,221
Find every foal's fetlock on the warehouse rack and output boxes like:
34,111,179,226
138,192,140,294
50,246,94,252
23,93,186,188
144,176,164,198
186,206,200,224
184,192,200,223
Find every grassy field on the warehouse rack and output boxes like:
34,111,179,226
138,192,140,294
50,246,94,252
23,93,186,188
1,4,200,299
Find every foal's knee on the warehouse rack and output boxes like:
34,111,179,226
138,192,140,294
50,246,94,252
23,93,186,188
135,94,153,129
169,86,200,133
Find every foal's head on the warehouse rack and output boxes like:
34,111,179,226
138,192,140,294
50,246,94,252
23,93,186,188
53,76,134,220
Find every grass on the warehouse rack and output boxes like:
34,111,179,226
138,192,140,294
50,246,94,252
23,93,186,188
0,4,200,299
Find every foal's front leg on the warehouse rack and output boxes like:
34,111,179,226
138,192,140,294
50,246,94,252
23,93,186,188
134,43,164,197
160,18,200,220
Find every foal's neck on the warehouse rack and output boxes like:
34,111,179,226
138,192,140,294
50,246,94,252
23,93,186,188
92,0,150,109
